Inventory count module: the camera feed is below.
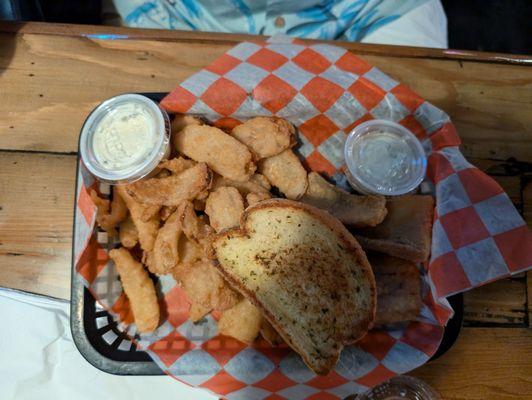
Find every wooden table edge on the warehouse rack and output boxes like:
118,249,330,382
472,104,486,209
1,21,531,66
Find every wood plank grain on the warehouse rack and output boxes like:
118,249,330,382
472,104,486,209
0,33,228,153
0,151,75,299
2,21,530,65
412,328,532,400
525,178,532,229
463,279,527,325
0,31,531,161
526,271,532,328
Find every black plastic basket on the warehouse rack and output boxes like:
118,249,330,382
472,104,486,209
70,92,463,375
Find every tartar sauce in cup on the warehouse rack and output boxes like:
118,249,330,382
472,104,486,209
80,94,170,184
344,120,426,196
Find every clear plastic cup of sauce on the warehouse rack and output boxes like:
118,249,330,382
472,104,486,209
80,94,171,184
344,119,426,196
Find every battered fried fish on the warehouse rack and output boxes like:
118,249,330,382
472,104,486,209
218,299,262,344
205,186,245,232
158,157,196,175
211,174,271,196
246,191,272,207
177,200,214,253
119,216,138,248
126,163,212,206
175,124,255,182
230,116,296,159
259,149,308,200
145,210,181,275
173,260,240,312
115,185,159,252
90,187,128,236
109,248,159,333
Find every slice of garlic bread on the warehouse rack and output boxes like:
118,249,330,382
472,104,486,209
211,199,376,375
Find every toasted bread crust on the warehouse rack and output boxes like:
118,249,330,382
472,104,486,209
354,195,434,263
356,238,427,262
211,199,376,374
301,172,387,227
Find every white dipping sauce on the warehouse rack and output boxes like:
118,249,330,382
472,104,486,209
344,120,426,196
354,130,415,190
92,102,158,171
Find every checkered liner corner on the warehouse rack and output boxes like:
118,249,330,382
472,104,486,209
74,36,531,399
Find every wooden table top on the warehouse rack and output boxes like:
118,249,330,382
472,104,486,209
0,21,530,399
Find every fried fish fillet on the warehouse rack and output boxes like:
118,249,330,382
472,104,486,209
177,235,204,265
175,124,255,182
173,200,241,313
230,116,296,159
189,302,211,322
177,200,214,253
160,205,177,221
115,185,160,252
203,186,264,341
258,149,308,200
139,204,161,222
246,191,272,207
212,174,271,196
250,173,271,191
158,157,196,175
218,299,262,344
90,188,128,236
205,186,245,232
172,114,203,128
173,260,240,311
145,210,182,275
109,248,159,333
355,195,434,262
193,198,206,211
300,172,387,227
119,216,138,248
170,115,204,155
90,189,110,225
126,163,212,206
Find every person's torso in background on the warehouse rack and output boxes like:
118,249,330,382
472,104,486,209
112,0,438,42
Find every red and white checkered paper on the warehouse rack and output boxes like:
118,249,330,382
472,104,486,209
75,36,532,399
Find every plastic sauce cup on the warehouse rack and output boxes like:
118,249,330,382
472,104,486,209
344,119,426,196
80,94,171,184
